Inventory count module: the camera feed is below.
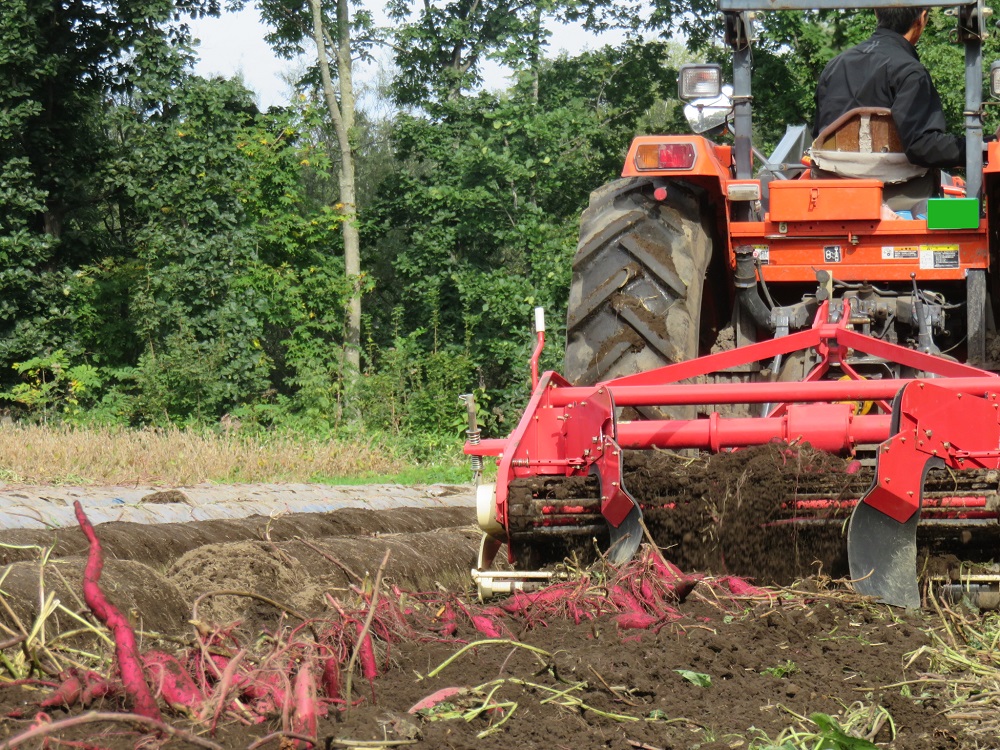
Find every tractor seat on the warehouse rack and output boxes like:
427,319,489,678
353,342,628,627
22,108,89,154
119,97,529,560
810,107,935,213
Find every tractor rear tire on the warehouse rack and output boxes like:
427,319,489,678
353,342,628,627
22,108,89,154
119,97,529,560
565,178,714,418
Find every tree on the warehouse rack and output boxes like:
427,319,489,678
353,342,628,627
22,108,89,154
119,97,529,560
364,41,684,427
386,0,563,105
248,0,375,393
0,0,213,393
308,0,363,380
103,71,348,425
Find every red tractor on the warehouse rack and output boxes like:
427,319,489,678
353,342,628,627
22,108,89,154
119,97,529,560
465,0,1000,608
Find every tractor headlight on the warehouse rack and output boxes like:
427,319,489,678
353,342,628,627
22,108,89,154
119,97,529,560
991,61,1000,98
678,64,722,101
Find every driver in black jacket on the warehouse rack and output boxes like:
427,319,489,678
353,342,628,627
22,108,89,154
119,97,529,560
813,7,965,170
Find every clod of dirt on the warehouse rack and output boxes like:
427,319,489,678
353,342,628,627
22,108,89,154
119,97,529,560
139,489,191,505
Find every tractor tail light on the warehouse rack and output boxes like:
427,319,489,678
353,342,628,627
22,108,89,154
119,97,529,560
635,143,696,171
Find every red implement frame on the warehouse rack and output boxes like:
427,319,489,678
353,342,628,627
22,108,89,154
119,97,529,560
467,302,1000,598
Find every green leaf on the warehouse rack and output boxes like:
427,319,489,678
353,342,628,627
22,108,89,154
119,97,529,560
674,669,711,687
417,703,465,721
761,660,798,679
810,713,879,749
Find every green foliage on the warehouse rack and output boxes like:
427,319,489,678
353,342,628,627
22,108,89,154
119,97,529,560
2,21,351,429
0,350,102,420
674,669,712,687
761,660,799,679
808,713,879,750
751,707,891,749
366,40,680,430
386,0,557,104
358,313,479,441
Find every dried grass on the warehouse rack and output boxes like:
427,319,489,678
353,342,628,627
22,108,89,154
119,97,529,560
0,424,403,486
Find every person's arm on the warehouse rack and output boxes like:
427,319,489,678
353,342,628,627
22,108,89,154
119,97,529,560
891,68,965,168
812,80,824,139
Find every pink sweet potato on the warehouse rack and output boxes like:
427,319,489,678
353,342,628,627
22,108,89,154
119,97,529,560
609,585,645,614
407,686,466,714
615,612,659,630
722,576,769,597
143,650,205,714
356,622,378,680
74,501,160,721
242,669,287,706
650,553,685,582
500,587,567,613
290,662,318,748
321,658,341,702
471,615,502,638
39,673,83,708
79,673,118,706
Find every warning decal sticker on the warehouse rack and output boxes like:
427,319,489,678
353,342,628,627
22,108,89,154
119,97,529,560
918,244,960,270
881,245,919,260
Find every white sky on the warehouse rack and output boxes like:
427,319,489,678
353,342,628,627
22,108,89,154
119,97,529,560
188,6,626,110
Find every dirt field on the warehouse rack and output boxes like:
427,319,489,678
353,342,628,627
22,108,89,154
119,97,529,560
0,475,995,750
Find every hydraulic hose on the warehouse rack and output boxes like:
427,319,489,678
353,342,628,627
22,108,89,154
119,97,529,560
734,246,775,331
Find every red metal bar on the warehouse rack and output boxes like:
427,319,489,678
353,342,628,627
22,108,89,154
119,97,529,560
862,383,1000,523
530,330,545,391
468,438,506,456
596,299,992,392
617,406,891,452
794,497,989,510
544,377,1000,408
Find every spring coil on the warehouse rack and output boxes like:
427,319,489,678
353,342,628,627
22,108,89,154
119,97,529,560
467,428,483,474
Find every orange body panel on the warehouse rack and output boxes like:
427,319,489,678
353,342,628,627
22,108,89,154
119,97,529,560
619,134,991,282
768,180,882,222
730,219,987,282
986,141,1000,173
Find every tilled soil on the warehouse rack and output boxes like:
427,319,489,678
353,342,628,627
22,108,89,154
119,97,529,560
0,481,989,749
638,446,861,584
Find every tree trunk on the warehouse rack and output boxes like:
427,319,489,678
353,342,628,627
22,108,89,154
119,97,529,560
309,0,361,382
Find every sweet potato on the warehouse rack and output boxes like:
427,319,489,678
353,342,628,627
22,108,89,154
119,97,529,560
321,657,341,702
471,615,502,638
615,612,659,630
143,650,205,714
73,501,160,721
39,673,82,708
356,622,378,680
407,686,466,714
290,662,318,748
722,576,769,597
